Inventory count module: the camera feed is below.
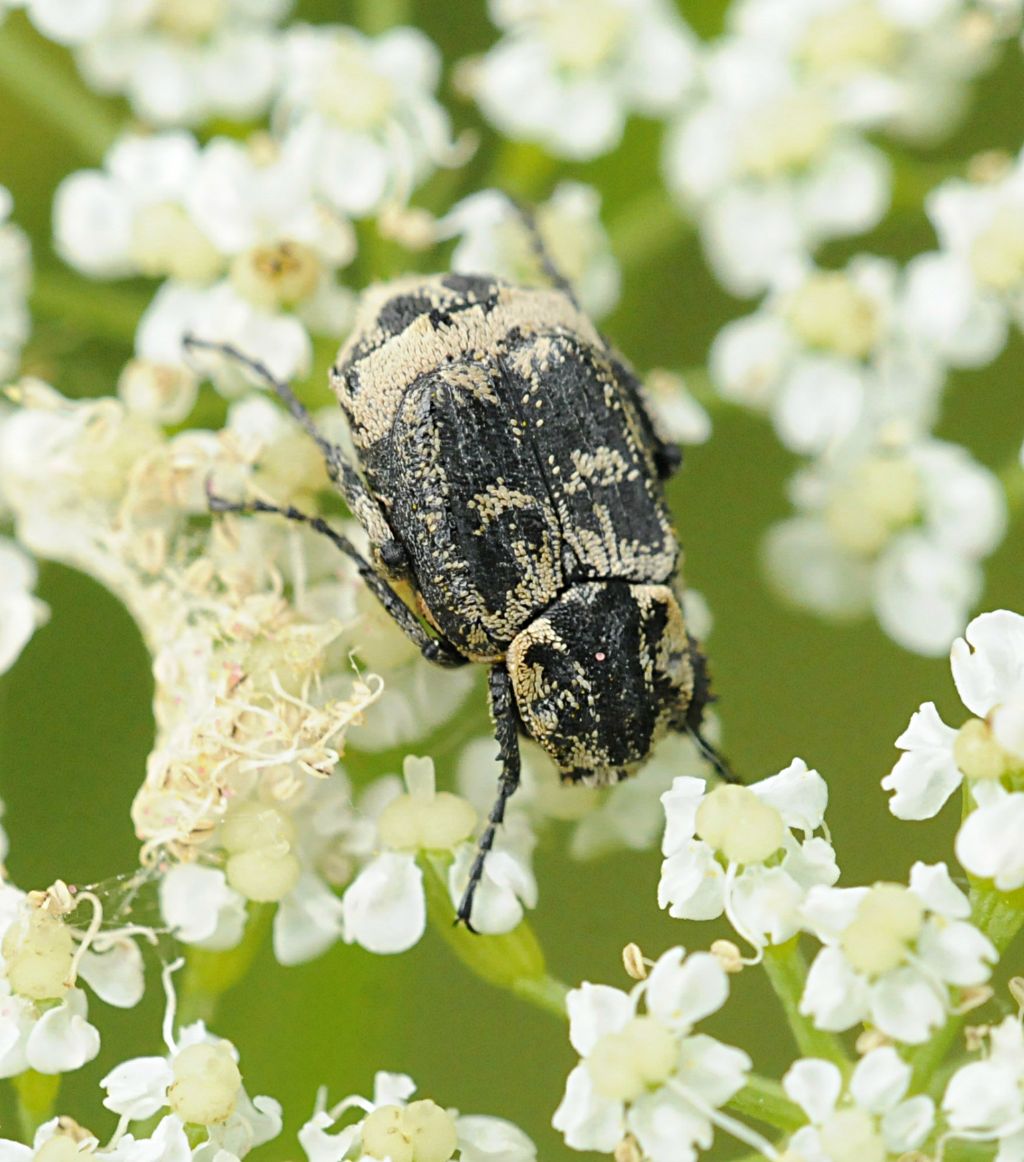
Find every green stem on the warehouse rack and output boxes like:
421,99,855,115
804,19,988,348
726,1074,804,1133
762,940,850,1069
179,903,273,1026
0,15,120,161
11,1069,60,1143
31,269,148,347
421,853,568,1019
1000,459,1024,516
910,883,1024,1092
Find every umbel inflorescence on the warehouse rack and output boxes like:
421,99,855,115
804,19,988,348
1,1,1024,1160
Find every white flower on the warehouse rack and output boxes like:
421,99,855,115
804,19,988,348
882,609,1024,821
763,433,1006,655
24,0,292,127
709,255,943,455
438,183,620,319
102,1014,280,1155
664,36,890,296
956,782,1024,890
0,538,49,676
552,947,749,1161
903,149,1024,369
136,279,312,398
341,755,535,950
159,864,247,951
0,185,31,381
54,132,213,279
784,1047,935,1162
275,24,457,216
943,1016,1024,1155
474,0,699,160
799,862,995,1043
658,759,838,953
299,1072,535,1162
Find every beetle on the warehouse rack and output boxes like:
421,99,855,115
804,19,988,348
188,216,732,930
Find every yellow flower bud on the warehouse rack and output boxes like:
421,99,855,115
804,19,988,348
167,1041,242,1126
695,785,785,864
954,718,1009,781
2,908,76,1000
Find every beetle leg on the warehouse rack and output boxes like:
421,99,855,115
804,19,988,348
182,335,410,575
456,664,523,931
205,484,468,669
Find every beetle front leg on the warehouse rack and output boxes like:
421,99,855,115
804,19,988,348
182,335,410,576
456,664,523,931
206,486,467,668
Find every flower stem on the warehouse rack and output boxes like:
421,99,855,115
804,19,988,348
762,940,850,1069
910,882,1024,1092
11,1069,60,1143
421,853,568,1020
726,1074,805,1133
0,15,120,162
178,903,273,1026
1000,458,1024,516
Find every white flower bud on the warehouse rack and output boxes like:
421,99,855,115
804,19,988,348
586,1016,678,1102
840,884,924,977
695,785,785,864
167,1041,241,1125
2,908,76,1000
954,718,1009,781
362,1100,458,1162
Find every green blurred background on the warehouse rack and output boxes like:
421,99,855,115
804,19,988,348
1,1,1023,1157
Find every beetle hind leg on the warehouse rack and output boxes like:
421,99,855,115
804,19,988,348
205,484,468,669
455,664,523,931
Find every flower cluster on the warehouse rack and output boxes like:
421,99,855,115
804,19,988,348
552,946,750,1162
470,0,699,160
16,0,293,126
299,1071,536,1162
658,758,838,955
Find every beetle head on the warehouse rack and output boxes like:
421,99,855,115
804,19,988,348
505,582,694,783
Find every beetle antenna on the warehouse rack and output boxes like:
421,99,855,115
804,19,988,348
503,193,579,307
688,726,741,784
181,334,341,470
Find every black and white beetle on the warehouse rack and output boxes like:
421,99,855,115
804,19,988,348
188,217,732,930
